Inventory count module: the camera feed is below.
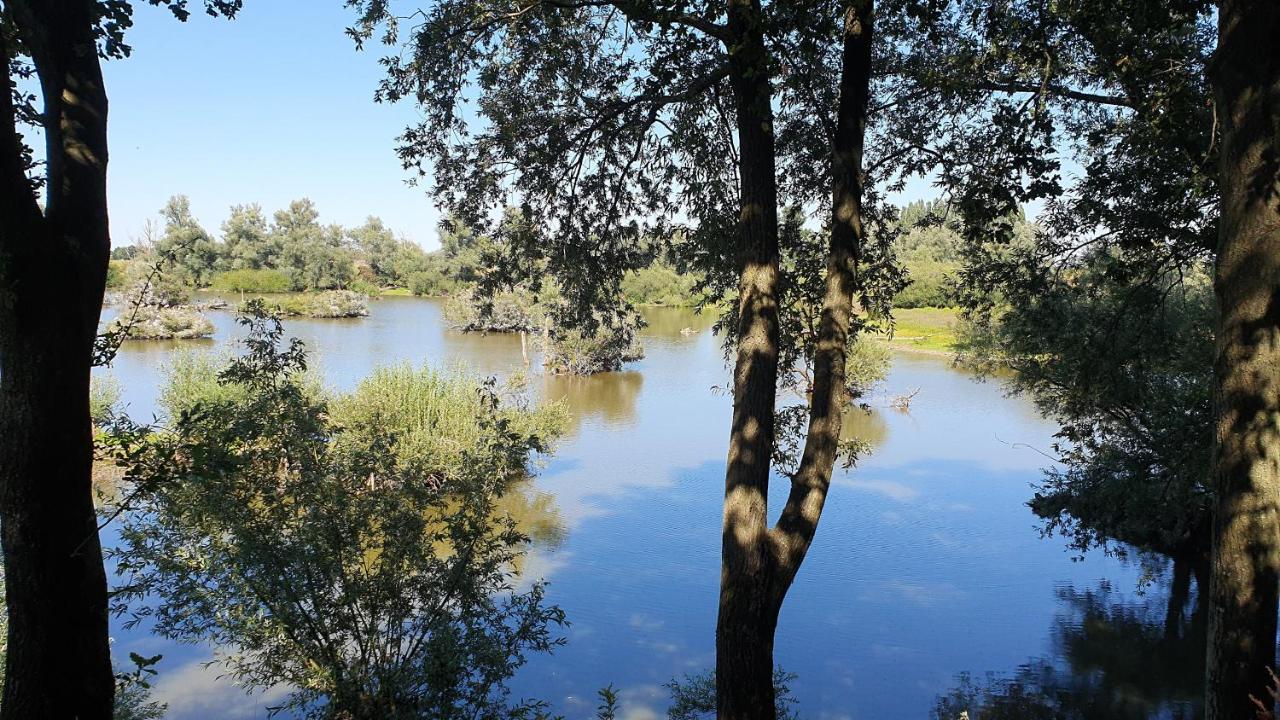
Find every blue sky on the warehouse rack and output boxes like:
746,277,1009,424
101,4,945,252
103,3,442,248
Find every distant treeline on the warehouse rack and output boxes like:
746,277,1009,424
111,195,970,310
109,195,709,306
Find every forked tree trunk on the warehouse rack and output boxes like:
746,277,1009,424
0,2,115,717
1205,1,1280,718
716,2,874,716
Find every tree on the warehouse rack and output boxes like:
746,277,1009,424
109,307,568,719
272,198,356,291
221,202,276,270
899,0,1277,714
347,0,919,712
0,1,238,717
1205,2,1280,717
155,195,223,287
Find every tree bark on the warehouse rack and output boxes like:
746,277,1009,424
717,0,783,716
716,2,874,716
0,2,115,717
771,0,873,600
1205,1,1280,718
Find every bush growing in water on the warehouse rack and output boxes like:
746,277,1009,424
108,305,215,340
106,284,214,340
248,289,370,318
106,305,568,720
443,287,543,332
620,262,701,306
208,268,292,293
542,316,645,375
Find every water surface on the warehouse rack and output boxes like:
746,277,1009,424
97,296,1201,719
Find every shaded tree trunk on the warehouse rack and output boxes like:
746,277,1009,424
717,1,784,715
0,2,115,717
1205,1,1280,718
716,2,874,716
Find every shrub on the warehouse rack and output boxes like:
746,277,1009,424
107,304,214,340
109,308,567,719
208,268,292,294
542,318,645,375
250,290,370,318
408,268,457,297
620,262,701,306
444,287,543,332
90,375,121,426
106,260,130,289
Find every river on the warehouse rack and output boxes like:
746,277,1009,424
96,295,1203,719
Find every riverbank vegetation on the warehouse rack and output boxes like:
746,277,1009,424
105,306,569,719
246,289,370,319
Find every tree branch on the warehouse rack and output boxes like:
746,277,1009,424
976,79,1134,108
0,17,43,239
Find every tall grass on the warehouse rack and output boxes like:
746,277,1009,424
331,365,567,472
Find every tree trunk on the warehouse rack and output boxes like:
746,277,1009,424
1165,558,1192,642
1205,2,1280,718
716,2,875,716
0,2,115,717
771,0,874,598
717,0,784,716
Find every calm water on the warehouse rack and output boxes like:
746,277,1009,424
97,296,1203,719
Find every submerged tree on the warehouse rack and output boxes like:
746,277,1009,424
0,1,239,716
347,1,916,711
108,306,567,719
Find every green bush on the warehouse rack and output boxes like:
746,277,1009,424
107,304,214,340
620,262,701,306
542,318,645,375
111,310,567,719
443,287,543,332
249,290,370,318
106,260,130,289
408,268,457,297
209,268,292,294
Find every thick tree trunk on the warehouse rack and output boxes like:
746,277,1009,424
717,1,783,716
716,2,875,716
0,2,115,717
1205,2,1280,718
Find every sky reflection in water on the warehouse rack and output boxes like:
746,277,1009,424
97,297,1195,719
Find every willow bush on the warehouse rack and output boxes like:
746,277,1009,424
106,304,567,719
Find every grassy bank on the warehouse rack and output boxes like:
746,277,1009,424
872,306,960,354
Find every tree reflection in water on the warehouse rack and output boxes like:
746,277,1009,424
935,560,1205,720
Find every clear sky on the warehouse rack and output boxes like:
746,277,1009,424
101,4,948,253
103,3,443,249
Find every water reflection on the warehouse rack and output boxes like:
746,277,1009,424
541,371,644,435
934,560,1205,720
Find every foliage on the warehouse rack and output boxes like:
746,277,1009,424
665,668,800,720
106,260,130,289
106,304,214,341
349,216,432,287
208,268,292,294
90,375,122,426
251,289,370,318
444,287,544,333
542,315,646,376
329,364,567,473
620,262,701,307
959,249,1215,560
407,265,457,297
108,305,567,719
